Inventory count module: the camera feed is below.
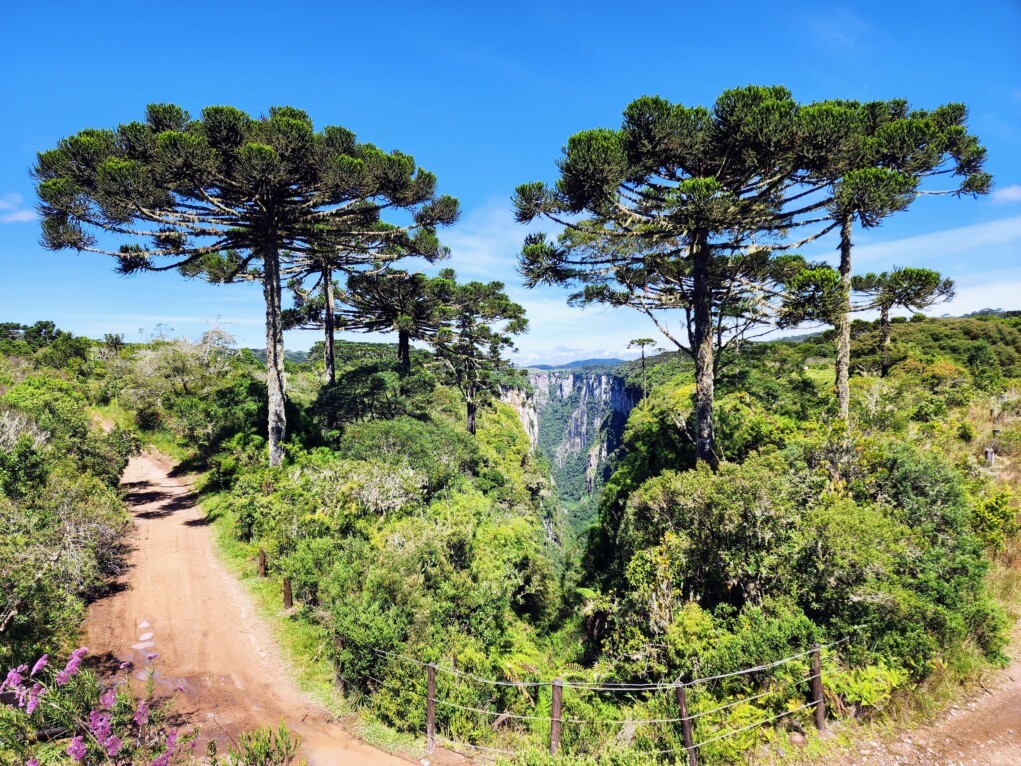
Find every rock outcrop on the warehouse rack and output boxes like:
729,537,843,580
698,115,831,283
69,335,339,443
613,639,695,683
502,365,639,527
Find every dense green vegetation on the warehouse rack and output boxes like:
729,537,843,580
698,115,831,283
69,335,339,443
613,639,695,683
0,328,139,669
6,307,1017,764
4,88,1018,766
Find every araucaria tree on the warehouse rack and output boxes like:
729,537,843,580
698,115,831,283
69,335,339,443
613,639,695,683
853,267,955,376
433,276,528,434
33,103,459,465
282,227,449,384
281,268,344,384
517,87,833,466
337,268,449,373
796,99,988,419
628,338,655,397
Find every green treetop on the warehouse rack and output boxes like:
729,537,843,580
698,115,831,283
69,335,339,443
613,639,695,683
853,267,955,376
432,275,528,434
517,86,835,466
33,103,459,465
796,98,988,418
337,268,450,373
282,225,450,384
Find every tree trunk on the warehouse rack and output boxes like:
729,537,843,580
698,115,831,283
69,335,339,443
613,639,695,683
263,247,287,467
692,236,718,467
641,350,647,397
398,329,411,373
879,305,892,377
835,214,853,422
323,269,336,385
466,399,478,435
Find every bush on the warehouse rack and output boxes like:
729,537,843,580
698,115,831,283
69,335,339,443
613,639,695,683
337,416,480,494
970,489,1019,550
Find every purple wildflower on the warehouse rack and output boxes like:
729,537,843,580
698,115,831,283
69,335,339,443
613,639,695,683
29,654,48,676
62,648,88,679
25,683,44,714
146,652,159,661
149,753,170,766
88,710,112,742
166,729,178,751
27,759,39,766
119,661,132,670
54,670,70,686
100,686,117,708
133,699,150,726
66,735,87,762
2,664,27,691
105,735,123,756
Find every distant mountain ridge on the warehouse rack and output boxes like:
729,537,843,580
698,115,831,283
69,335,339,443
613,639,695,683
526,358,624,371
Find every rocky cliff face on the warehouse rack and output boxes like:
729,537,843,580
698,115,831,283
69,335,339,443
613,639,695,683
502,366,639,528
500,386,539,447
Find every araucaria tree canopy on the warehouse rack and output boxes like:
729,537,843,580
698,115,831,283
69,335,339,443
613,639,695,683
517,87,830,465
33,103,459,465
432,274,528,434
516,86,988,462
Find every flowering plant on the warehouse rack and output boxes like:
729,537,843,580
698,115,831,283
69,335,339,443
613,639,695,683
0,648,192,765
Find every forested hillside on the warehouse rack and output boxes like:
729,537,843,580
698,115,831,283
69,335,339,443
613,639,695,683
4,310,1020,764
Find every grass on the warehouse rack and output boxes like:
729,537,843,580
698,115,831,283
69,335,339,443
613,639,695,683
200,490,351,716
751,636,1004,766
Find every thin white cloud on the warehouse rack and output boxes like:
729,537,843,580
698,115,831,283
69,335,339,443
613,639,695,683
805,6,869,49
854,216,1021,265
443,198,558,281
992,185,1021,204
0,193,22,210
0,192,35,223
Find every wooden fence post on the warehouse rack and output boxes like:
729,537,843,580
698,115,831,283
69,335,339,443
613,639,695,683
282,578,293,609
550,678,563,755
257,548,266,577
674,683,697,766
810,642,825,732
333,636,344,691
426,663,436,755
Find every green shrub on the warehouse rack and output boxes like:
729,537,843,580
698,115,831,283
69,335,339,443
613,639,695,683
970,489,1019,550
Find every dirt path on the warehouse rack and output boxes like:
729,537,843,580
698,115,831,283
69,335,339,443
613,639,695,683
85,451,412,766
830,637,1021,765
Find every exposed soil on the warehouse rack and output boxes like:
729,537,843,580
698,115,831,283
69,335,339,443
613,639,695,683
85,451,416,766
827,655,1021,766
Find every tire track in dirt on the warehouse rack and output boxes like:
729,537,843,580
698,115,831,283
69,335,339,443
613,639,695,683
85,450,413,766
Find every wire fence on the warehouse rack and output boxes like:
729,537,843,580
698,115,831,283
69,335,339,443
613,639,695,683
365,633,858,763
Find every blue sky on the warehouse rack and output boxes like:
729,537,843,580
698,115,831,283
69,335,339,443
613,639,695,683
1,1,1019,365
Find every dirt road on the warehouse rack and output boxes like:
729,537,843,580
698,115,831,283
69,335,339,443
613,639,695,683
830,655,1021,766
85,451,412,766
